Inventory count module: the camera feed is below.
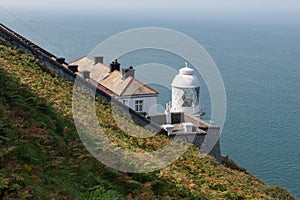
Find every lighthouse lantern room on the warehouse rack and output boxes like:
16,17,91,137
171,62,202,117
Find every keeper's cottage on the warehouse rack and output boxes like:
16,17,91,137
70,56,158,115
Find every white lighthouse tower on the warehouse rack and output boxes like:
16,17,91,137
171,62,202,117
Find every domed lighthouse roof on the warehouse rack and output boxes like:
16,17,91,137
171,62,200,88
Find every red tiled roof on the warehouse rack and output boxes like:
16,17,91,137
70,57,158,97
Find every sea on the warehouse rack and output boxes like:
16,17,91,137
1,9,299,198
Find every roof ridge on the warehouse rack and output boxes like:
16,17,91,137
69,56,89,64
120,77,134,96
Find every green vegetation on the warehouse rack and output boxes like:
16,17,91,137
0,37,295,199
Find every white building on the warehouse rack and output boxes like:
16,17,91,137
171,63,203,117
70,57,158,115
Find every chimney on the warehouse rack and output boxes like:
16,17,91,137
94,56,104,65
110,59,121,73
68,65,78,73
82,70,90,80
122,66,135,79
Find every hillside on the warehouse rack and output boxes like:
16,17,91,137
0,37,295,199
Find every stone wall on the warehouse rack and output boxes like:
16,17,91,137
0,23,75,81
168,131,221,163
149,112,221,163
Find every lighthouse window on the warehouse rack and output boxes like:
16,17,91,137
135,100,144,112
181,87,199,107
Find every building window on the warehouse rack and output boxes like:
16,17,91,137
122,99,128,106
135,100,143,112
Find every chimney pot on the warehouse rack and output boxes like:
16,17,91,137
110,59,121,72
122,66,135,79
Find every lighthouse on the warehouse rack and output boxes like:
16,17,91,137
171,62,202,117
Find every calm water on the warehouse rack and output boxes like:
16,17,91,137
1,10,300,198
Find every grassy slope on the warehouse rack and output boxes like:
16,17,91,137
0,38,295,200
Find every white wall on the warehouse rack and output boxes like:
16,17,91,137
117,95,158,115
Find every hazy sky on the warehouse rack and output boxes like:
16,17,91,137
1,0,300,24
1,0,300,13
